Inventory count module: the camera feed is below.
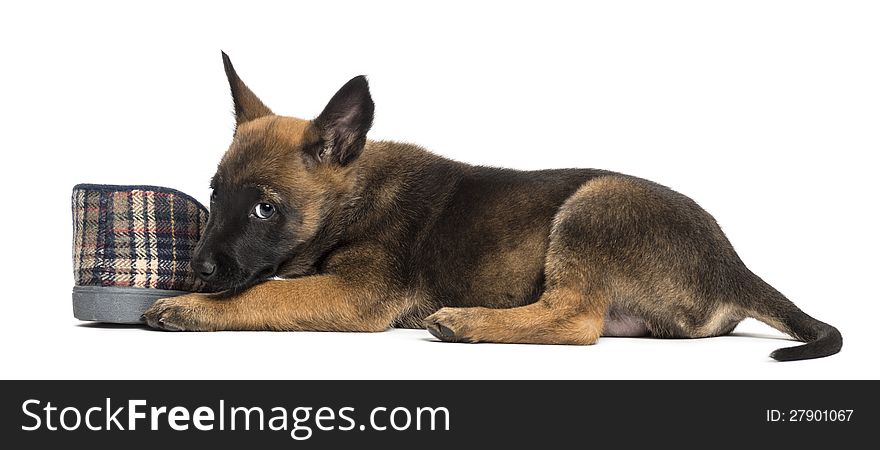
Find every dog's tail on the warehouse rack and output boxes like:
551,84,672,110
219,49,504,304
745,274,842,362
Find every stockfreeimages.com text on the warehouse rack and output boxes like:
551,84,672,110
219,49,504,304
22,398,450,440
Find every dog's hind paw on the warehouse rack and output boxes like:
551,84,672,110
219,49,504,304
424,308,474,343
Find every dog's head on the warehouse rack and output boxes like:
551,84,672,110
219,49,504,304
192,52,374,293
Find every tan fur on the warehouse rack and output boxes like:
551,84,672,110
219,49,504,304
142,55,842,361
145,274,408,332
426,288,606,345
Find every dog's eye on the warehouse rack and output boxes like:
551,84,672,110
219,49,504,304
253,203,275,219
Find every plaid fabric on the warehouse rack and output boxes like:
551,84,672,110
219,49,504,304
72,184,209,292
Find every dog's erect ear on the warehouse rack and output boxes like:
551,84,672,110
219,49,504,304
309,76,374,166
221,51,273,129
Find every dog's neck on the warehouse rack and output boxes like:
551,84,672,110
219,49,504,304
276,140,465,279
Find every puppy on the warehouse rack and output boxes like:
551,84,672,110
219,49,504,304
144,52,842,361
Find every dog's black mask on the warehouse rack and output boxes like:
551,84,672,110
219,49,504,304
192,184,295,294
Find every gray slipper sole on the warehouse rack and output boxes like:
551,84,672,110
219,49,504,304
72,285,189,324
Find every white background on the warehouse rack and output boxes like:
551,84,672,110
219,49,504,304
0,1,877,379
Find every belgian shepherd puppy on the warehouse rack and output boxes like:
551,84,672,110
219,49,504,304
144,52,842,361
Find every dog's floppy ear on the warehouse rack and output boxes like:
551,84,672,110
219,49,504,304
221,51,273,129
309,76,374,166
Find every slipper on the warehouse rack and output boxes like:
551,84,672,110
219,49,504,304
71,184,209,323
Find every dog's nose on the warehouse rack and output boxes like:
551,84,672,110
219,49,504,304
193,259,217,281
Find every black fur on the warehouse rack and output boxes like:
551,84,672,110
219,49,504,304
181,54,842,361
194,181,295,295
310,76,374,166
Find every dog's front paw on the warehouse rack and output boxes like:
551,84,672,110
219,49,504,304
424,308,476,343
143,293,215,331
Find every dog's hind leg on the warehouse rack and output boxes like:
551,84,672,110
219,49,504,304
423,287,608,345
424,201,611,345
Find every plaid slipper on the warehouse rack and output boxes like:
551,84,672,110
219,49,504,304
71,184,209,323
